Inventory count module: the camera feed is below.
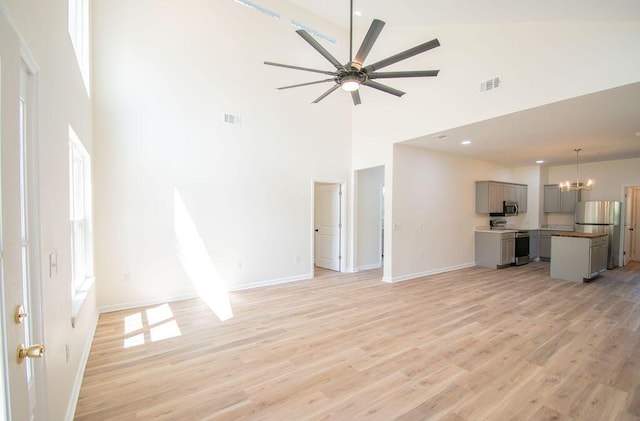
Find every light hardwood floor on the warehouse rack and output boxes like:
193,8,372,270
74,261,640,420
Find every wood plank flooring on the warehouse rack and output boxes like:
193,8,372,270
74,261,640,420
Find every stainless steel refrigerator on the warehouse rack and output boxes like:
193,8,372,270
575,201,621,269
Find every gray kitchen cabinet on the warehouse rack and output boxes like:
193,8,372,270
543,184,580,213
550,234,607,282
539,231,552,261
517,185,528,213
529,230,539,260
539,229,575,261
476,181,528,214
561,189,579,213
475,231,516,269
501,237,516,265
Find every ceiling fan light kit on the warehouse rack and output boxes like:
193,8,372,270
265,0,441,105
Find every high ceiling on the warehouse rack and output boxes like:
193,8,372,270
287,0,640,28
286,0,640,167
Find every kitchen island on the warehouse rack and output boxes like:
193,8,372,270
550,232,608,282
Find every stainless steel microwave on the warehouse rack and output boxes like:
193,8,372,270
503,200,519,216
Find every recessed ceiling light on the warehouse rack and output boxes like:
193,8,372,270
536,160,544,164
461,140,471,145
354,10,362,16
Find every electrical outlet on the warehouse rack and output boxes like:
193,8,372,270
295,256,301,263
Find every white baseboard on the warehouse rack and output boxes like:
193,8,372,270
229,273,313,291
383,262,476,284
65,310,99,421
357,263,382,271
98,293,199,314
97,273,315,313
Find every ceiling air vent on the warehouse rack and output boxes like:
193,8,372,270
223,113,241,126
480,76,501,92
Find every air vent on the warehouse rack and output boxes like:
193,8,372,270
480,76,501,92
223,113,242,126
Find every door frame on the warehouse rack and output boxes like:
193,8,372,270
0,9,47,417
353,166,385,271
311,179,347,274
622,185,640,265
20,46,48,420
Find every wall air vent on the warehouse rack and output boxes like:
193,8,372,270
223,113,242,126
480,76,501,92
234,0,280,20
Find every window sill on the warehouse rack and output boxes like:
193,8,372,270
71,276,95,328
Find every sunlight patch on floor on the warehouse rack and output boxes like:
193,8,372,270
123,303,183,349
173,189,234,322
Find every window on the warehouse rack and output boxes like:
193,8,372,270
69,126,94,315
68,0,90,94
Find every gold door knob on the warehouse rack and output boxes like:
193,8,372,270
14,305,28,324
17,343,45,364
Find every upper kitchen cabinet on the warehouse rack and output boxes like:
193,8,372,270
476,181,528,214
543,184,580,213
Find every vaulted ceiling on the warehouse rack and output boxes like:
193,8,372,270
287,0,640,167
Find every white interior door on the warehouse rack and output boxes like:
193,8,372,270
314,183,341,271
1,21,46,420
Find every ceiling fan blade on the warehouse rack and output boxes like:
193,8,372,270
296,30,345,71
352,19,385,69
312,84,341,103
368,70,440,79
351,90,361,106
363,39,440,73
278,79,335,90
362,80,405,97
264,61,337,76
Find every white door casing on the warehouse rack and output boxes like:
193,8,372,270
633,188,640,261
1,13,46,420
624,188,633,265
314,183,341,271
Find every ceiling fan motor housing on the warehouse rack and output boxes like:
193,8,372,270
336,70,367,86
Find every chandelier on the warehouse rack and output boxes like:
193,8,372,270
559,148,593,191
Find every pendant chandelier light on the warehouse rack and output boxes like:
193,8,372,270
559,148,593,191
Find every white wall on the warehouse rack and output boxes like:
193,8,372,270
92,0,352,308
356,166,384,270
390,144,531,282
0,0,97,419
352,21,640,171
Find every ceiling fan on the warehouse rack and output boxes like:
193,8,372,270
264,0,441,105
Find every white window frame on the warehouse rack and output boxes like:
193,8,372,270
68,0,90,95
69,126,94,325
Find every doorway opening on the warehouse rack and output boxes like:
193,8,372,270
313,182,343,274
355,166,385,271
624,186,640,265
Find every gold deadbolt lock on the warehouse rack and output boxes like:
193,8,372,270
14,305,28,324
17,343,45,364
